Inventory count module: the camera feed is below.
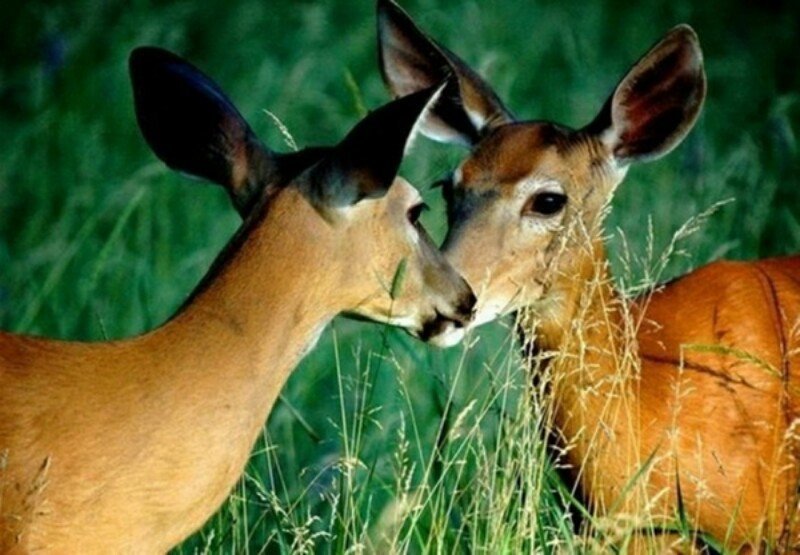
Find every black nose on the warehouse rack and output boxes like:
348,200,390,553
417,287,476,343
418,311,457,342
456,290,477,323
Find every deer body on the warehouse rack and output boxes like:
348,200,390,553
377,1,799,549
0,48,474,552
530,244,800,547
0,189,339,551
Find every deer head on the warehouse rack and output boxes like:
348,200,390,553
377,0,705,327
130,46,475,346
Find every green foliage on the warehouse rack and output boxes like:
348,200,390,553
0,0,798,552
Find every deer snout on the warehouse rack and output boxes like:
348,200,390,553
452,288,478,325
417,285,476,348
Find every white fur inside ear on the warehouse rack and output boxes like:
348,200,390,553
599,95,634,158
419,120,474,147
405,83,474,148
599,123,620,154
610,162,629,181
404,85,447,155
465,104,489,133
598,123,635,175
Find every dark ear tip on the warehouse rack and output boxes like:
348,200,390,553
129,46,168,67
653,25,705,90
668,24,699,41
377,0,412,30
377,0,400,15
129,46,184,77
129,47,150,74
664,24,703,60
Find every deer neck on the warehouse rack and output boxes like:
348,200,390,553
529,238,625,354
161,188,337,390
520,237,642,508
125,188,339,543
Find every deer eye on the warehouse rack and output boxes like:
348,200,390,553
523,191,567,217
407,202,429,225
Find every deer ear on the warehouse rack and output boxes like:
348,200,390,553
377,0,513,146
129,47,274,215
308,86,442,207
587,25,706,164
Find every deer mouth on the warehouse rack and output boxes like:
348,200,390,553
417,314,467,348
417,289,476,348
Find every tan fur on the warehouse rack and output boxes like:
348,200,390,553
377,3,797,547
0,180,472,552
445,127,800,550
529,244,798,551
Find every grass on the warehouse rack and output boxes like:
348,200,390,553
0,0,798,552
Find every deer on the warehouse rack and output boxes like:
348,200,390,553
377,0,799,552
0,46,476,553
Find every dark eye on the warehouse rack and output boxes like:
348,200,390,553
523,192,567,217
407,202,429,225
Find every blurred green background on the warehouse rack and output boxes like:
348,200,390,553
1,0,798,552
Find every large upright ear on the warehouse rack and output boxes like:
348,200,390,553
129,47,274,215
307,85,442,208
377,0,513,146
586,25,706,165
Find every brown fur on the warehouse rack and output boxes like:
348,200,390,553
0,175,472,552
523,242,800,551
377,2,799,548
448,125,800,550
0,54,476,552
0,190,338,551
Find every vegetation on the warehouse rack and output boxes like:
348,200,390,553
1,0,798,552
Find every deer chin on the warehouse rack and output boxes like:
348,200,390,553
426,323,466,349
414,313,467,348
467,289,521,329
467,299,505,329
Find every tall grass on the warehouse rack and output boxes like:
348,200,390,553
0,0,798,552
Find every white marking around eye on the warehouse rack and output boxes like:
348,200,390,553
514,177,567,233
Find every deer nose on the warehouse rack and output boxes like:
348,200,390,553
455,290,477,325
417,288,476,348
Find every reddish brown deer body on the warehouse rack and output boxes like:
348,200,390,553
378,1,799,550
0,48,475,552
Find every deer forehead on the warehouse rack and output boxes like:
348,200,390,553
346,177,420,221
455,123,593,194
455,127,622,202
